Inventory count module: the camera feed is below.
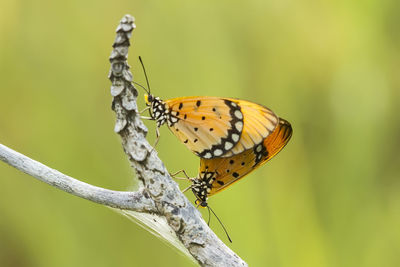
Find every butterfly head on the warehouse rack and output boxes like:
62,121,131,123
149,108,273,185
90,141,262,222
144,94,154,106
192,172,216,208
195,199,208,208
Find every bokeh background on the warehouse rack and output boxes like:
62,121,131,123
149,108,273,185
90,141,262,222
1,0,399,266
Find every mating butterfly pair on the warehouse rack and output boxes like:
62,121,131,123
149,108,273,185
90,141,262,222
144,94,292,207
135,54,291,207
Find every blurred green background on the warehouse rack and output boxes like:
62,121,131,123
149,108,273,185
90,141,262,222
1,0,399,266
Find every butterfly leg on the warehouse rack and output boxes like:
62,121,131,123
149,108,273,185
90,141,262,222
171,176,189,181
139,106,150,114
138,109,158,153
148,127,160,155
153,126,161,148
182,184,194,193
170,169,192,180
207,206,211,226
140,116,153,120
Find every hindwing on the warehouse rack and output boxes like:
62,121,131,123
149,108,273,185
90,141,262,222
198,118,292,197
222,98,279,157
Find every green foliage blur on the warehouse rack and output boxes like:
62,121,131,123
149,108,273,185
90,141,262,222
1,0,399,266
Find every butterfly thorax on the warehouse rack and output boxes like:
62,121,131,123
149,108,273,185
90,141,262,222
146,95,168,127
146,94,180,128
192,171,217,207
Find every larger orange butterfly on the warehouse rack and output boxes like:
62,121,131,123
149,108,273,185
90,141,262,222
190,118,292,207
136,57,279,159
144,95,279,159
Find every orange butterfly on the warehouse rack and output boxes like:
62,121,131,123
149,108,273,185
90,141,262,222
190,118,292,207
144,95,279,159
136,57,279,158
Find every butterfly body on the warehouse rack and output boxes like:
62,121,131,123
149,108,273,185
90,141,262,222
145,94,279,159
191,118,292,207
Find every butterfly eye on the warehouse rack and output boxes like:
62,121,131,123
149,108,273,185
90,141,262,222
200,201,208,207
145,94,153,105
194,199,207,208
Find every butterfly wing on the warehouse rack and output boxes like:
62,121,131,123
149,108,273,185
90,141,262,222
164,96,279,158
165,97,244,158
199,118,292,196
222,98,279,157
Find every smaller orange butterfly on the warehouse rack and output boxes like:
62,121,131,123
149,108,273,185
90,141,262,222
189,118,292,207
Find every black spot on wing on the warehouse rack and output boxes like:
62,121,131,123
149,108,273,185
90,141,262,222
197,99,243,158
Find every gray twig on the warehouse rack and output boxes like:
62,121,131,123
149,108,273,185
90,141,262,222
0,14,248,267
0,144,155,212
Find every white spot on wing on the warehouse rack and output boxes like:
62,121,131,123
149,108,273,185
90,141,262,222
204,152,212,159
235,121,243,132
232,134,240,142
224,142,233,150
214,149,223,156
234,110,243,119
256,144,262,152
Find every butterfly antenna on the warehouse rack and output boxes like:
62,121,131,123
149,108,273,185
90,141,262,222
139,56,151,95
132,81,150,94
208,205,232,243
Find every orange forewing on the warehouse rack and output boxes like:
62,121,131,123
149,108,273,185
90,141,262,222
164,96,279,158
